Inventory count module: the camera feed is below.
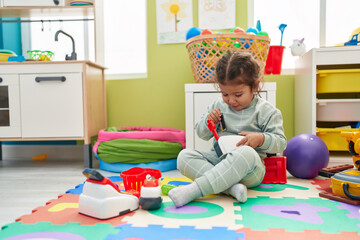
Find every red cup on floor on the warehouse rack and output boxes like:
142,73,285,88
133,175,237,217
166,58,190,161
265,45,285,74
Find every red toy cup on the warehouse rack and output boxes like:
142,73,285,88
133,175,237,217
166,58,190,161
265,45,285,75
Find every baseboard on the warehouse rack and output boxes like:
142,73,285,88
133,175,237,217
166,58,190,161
2,145,83,161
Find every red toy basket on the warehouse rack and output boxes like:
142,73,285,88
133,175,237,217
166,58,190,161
120,167,162,192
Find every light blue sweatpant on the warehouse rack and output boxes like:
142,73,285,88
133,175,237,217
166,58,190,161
177,146,265,196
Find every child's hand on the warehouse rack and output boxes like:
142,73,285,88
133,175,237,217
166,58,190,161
236,132,265,148
207,109,222,124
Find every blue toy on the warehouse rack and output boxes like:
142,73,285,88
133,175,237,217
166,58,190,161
278,24,287,46
284,133,329,179
345,32,360,46
186,27,202,40
246,27,258,35
8,56,25,62
334,27,360,46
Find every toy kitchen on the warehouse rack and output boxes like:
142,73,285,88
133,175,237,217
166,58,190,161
0,0,103,168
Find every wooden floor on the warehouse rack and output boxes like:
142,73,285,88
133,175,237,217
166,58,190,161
0,152,353,227
0,158,85,227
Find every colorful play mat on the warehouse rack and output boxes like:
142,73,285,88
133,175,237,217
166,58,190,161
1,175,360,239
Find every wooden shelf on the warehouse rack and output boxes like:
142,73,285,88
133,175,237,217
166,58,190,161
0,5,94,18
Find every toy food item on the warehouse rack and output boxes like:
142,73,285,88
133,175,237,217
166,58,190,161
231,27,245,34
246,27,258,35
161,184,177,196
186,27,202,40
201,29,213,35
257,31,269,37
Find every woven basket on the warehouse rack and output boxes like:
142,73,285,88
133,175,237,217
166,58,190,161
186,33,271,83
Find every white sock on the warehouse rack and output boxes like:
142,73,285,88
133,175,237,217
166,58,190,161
223,183,247,203
168,182,202,208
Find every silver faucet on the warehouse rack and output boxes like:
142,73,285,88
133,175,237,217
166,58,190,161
54,30,77,60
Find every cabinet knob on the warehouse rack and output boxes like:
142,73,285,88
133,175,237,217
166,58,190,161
35,76,66,82
0,77,2,83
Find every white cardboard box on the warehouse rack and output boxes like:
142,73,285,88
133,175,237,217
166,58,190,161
2,0,65,7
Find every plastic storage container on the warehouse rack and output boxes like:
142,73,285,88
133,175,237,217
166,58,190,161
317,128,359,151
264,46,285,75
316,99,360,121
317,69,360,93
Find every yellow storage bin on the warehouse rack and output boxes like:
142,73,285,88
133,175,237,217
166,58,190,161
316,128,359,151
317,69,360,93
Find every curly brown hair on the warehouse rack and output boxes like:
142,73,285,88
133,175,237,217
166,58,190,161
215,52,261,92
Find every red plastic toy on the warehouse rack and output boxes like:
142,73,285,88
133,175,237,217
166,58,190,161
120,167,161,193
207,119,219,140
262,156,287,184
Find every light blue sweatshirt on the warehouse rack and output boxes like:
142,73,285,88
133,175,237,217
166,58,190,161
195,95,287,159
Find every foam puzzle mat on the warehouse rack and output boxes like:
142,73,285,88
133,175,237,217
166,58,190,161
1,174,360,240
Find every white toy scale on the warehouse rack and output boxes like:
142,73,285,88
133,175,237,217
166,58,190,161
78,169,139,219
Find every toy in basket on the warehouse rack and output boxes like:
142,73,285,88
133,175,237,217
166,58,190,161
186,33,270,83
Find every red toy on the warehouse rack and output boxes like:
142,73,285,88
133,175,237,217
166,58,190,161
262,156,287,184
201,29,213,35
207,119,219,140
120,167,161,198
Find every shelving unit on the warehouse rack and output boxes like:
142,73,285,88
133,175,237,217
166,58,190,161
294,46,360,153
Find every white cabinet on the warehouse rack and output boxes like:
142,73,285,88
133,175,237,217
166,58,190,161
295,46,360,151
0,61,106,167
185,82,277,151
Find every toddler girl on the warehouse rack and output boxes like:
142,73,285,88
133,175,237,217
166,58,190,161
168,52,287,207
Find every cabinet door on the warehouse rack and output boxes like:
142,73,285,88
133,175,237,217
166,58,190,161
20,73,84,138
0,74,21,137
